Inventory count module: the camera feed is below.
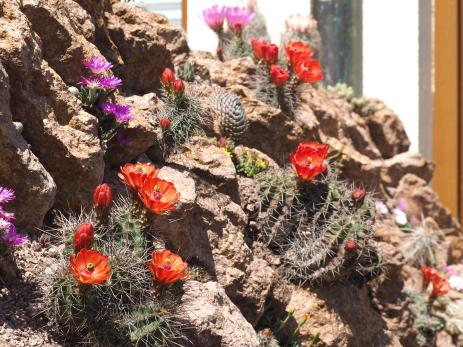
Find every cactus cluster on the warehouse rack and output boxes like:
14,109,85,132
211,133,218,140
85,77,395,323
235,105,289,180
43,185,186,346
235,150,269,178
327,83,370,113
257,166,382,285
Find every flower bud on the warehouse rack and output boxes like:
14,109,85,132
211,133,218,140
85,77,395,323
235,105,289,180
344,240,357,251
172,79,185,94
216,47,224,62
351,188,366,203
160,117,171,129
93,183,113,209
73,223,94,251
161,68,175,85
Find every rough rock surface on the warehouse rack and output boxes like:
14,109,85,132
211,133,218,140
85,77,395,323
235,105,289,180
180,281,260,347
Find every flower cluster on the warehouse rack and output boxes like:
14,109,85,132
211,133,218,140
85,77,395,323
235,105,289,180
203,5,254,34
0,187,27,247
290,142,329,182
119,162,180,215
285,41,323,84
76,55,132,145
161,68,185,99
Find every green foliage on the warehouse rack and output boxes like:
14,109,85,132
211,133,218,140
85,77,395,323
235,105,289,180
43,195,185,346
408,290,445,346
175,62,195,83
235,150,269,178
258,167,382,285
156,86,208,154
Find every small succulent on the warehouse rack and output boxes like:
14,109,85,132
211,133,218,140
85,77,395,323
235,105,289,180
235,150,269,178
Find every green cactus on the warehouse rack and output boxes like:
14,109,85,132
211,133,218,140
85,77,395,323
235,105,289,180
235,150,269,178
327,83,370,113
258,167,382,285
175,62,195,83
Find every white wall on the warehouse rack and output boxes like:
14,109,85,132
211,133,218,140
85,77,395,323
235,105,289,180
187,0,421,153
362,0,420,153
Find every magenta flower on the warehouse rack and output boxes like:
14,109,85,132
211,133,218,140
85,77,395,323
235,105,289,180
1,223,28,246
78,76,104,89
226,7,254,33
82,56,114,74
0,187,15,205
98,76,123,89
203,5,227,31
100,102,133,123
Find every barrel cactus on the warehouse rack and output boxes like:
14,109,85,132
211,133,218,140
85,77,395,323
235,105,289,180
209,91,248,141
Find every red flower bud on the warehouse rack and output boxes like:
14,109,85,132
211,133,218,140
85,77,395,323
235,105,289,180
160,117,171,129
93,183,113,209
161,68,175,85
73,223,94,251
172,79,185,94
344,240,357,251
351,188,366,203
270,64,289,86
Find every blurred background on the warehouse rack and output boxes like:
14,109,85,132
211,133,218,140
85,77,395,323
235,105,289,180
129,0,461,223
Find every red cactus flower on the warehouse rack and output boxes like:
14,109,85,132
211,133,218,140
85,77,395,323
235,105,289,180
421,266,439,289
69,249,111,285
93,183,113,209
148,249,188,285
138,176,180,215
270,64,289,86
252,39,278,64
344,240,357,251
431,277,450,297
73,223,94,251
290,142,329,181
161,68,175,85
293,59,323,84
172,80,185,95
285,41,313,66
118,163,159,191
159,117,171,129
351,188,366,203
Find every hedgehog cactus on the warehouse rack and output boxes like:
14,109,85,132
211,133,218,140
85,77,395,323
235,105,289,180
209,91,248,141
257,164,382,285
280,14,322,60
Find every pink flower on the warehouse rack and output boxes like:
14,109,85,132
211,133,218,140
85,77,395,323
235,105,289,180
78,76,104,89
225,7,254,33
98,76,123,89
203,5,227,32
82,56,113,74
0,187,15,205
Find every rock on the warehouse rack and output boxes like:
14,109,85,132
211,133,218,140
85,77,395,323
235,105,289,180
363,99,411,158
381,153,435,188
21,0,99,85
0,1,104,211
105,93,159,166
394,174,459,232
106,3,189,94
0,62,56,230
153,164,273,325
208,56,256,89
179,281,260,347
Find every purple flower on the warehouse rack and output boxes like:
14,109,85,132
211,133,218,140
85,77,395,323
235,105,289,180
397,198,409,213
203,5,227,31
100,102,133,123
0,207,15,222
0,187,15,206
226,7,254,33
1,223,28,246
82,56,114,74
78,76,104,89
98,75,123,89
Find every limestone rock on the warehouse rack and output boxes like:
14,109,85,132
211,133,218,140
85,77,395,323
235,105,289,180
0,1,104,211
106,3,189,94
363,99,411,158
394,174,459,232
105,93,159,166
0,63,56,230
180,281,260,347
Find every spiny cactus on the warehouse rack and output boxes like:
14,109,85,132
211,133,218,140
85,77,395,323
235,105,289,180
222,36,253,61
258,167,381,285
402,218,440,267
242,7,270,43
43,195,185,345
208,91,248,141
175,62,195,83
156,83,209,154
